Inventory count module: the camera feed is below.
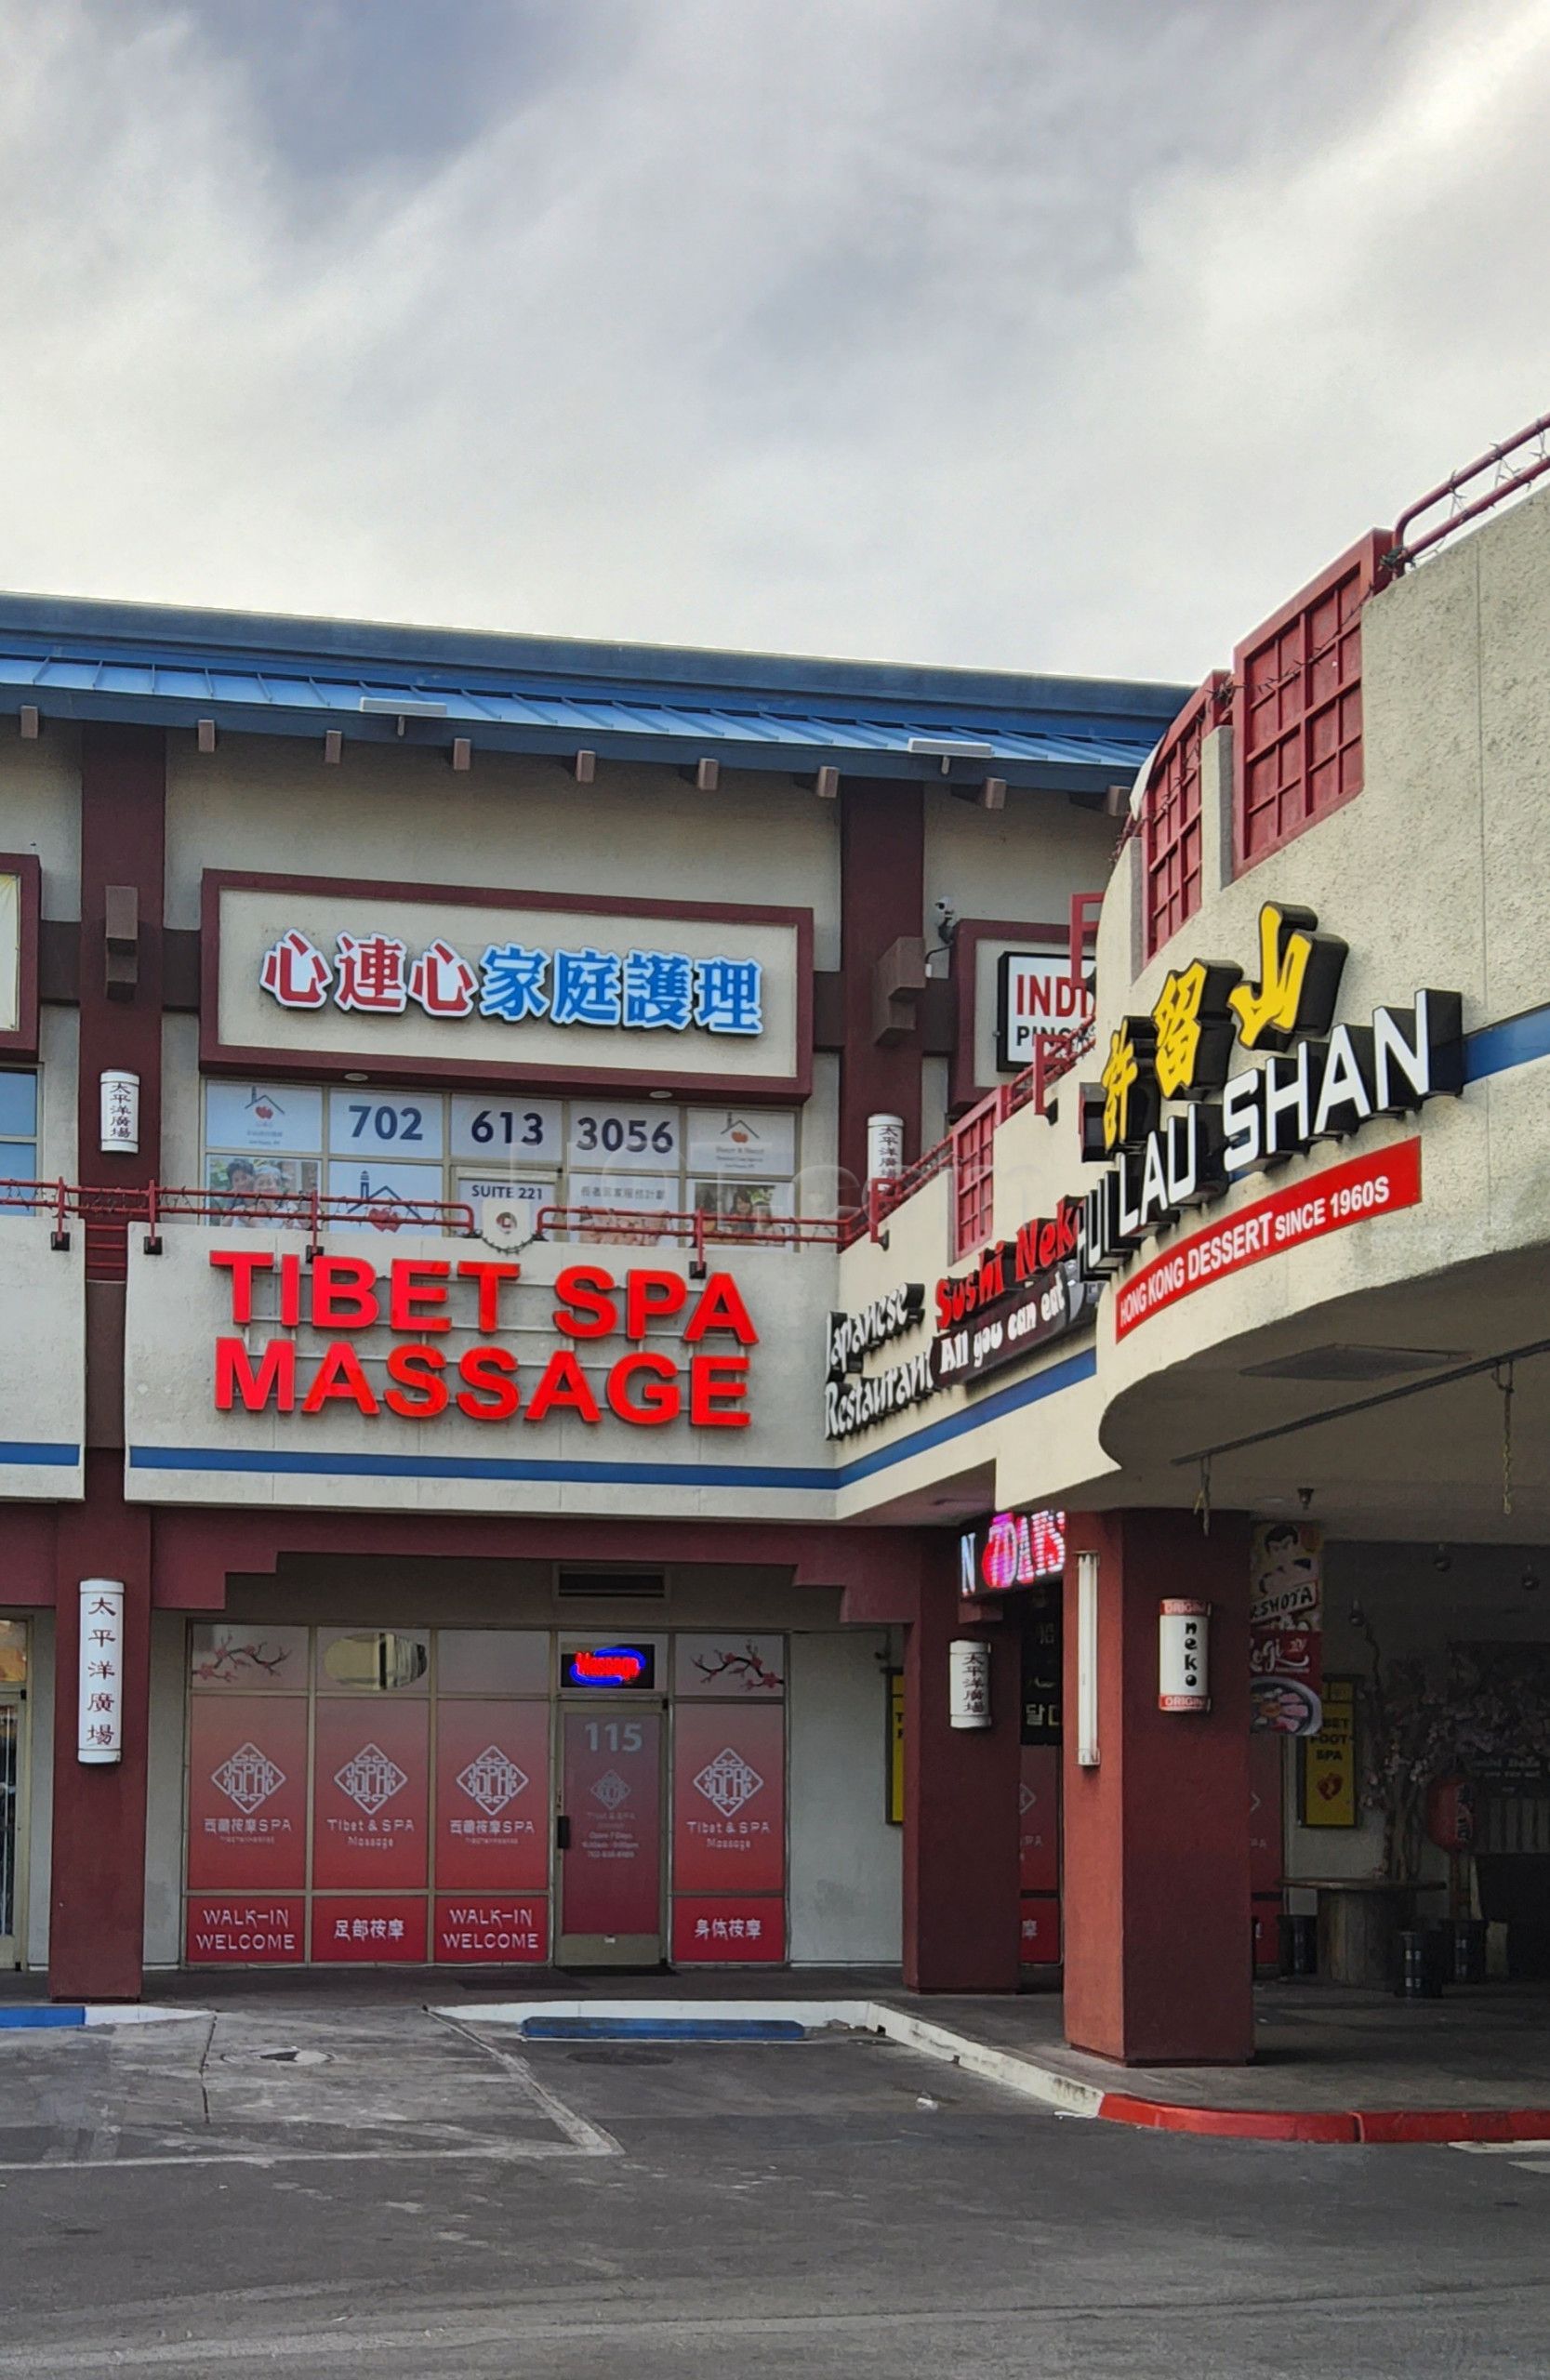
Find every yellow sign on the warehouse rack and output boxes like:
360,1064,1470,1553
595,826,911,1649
1301,1674,1357,1827
887,1669,905,1825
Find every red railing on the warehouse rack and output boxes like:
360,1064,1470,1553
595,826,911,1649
861,1025,1091,1243
531,1205,852,1276
2,1180,480,1280
0,1179,857,1284
1389,409,1550,572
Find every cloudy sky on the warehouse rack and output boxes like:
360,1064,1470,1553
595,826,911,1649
2,0,1547,684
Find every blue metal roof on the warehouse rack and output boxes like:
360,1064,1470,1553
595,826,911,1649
0,592,1188,792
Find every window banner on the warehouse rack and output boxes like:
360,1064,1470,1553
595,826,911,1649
434,1700,550,1892
187,1698,309,1890
1018,1745,1060,1896
671,1702,785,1897
185,1897,304,1965
311,1896,428,1964
671,1897,785,1964
311,1700,429,1891
433,1897,550,1964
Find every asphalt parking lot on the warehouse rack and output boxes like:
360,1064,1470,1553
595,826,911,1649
1,2003,1547,2376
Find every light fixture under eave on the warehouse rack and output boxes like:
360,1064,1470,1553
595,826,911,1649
343,1071,368,1083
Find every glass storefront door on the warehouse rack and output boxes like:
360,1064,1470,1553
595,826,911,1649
556,1705,665,1966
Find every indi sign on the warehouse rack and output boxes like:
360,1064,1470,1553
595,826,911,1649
996,950,1095,1073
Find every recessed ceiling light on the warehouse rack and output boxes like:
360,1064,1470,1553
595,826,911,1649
648,1091,672,1101
343,1071,368,1083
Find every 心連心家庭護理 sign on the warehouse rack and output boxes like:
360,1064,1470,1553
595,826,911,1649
205,874,810,1095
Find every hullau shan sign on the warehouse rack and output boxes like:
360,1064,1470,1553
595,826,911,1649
1079,903,1463,1322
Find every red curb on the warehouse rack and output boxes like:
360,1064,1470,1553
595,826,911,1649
1093,2091,1550,2146
1097,2093,1358,2143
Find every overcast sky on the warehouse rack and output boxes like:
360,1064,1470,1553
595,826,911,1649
2,0,1547,685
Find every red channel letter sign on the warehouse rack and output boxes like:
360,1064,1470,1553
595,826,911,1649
1113,1140,1422,1342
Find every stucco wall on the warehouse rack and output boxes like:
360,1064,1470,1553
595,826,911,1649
0,1215,84,1499
788,1628,900,1964
124,1220,835,1521
0,729,82,921
830,483,1550,1526
164,734,843,959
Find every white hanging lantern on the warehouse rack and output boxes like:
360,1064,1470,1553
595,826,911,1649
1159,1597,1211,1712
867,1113,905,1182
99,1070,140,1155
77,1579,126,1764
948,1636,992,1729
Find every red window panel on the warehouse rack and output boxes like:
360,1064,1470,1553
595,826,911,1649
951,1097,996,1262
1233,531,1390,870
1143,676,1223,959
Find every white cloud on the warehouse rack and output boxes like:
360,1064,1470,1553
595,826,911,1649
0,0,1547,683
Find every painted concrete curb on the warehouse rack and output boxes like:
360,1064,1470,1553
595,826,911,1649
448,1998,1550,2146
0,2006,208,2031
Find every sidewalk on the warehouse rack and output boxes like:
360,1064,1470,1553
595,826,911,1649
906,1981,1550,2141
11,1966,1550,2141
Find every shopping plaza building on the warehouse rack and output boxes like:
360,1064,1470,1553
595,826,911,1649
3,433,1550,2059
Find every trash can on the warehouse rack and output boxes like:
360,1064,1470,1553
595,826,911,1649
1278,1913,1318,1977
1395,1926,1445,1999
1445,1917,1489,1985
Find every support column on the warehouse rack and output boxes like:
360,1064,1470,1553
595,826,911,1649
49,1457,152,1999
838,780,924,1196
903,1540,1021,1992
49,725,166,2001
1062,1509,1252,2064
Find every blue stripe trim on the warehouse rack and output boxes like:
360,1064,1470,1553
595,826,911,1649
520,2016,808,2042
831,1347,1097,1488
127,1350,1097,1493
0,1442,79,1467
1464,1001,1550,1083
128,1445,834,1490
0,2005,85,2029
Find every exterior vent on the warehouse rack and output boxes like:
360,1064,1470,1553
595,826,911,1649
556,1569,668,1601
1239,1343,1464,1383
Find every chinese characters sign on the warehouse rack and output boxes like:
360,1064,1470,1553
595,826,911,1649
76,1579,124,1764
262,929,763,1037
1080,901,1462,1303
206,875,809,1092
